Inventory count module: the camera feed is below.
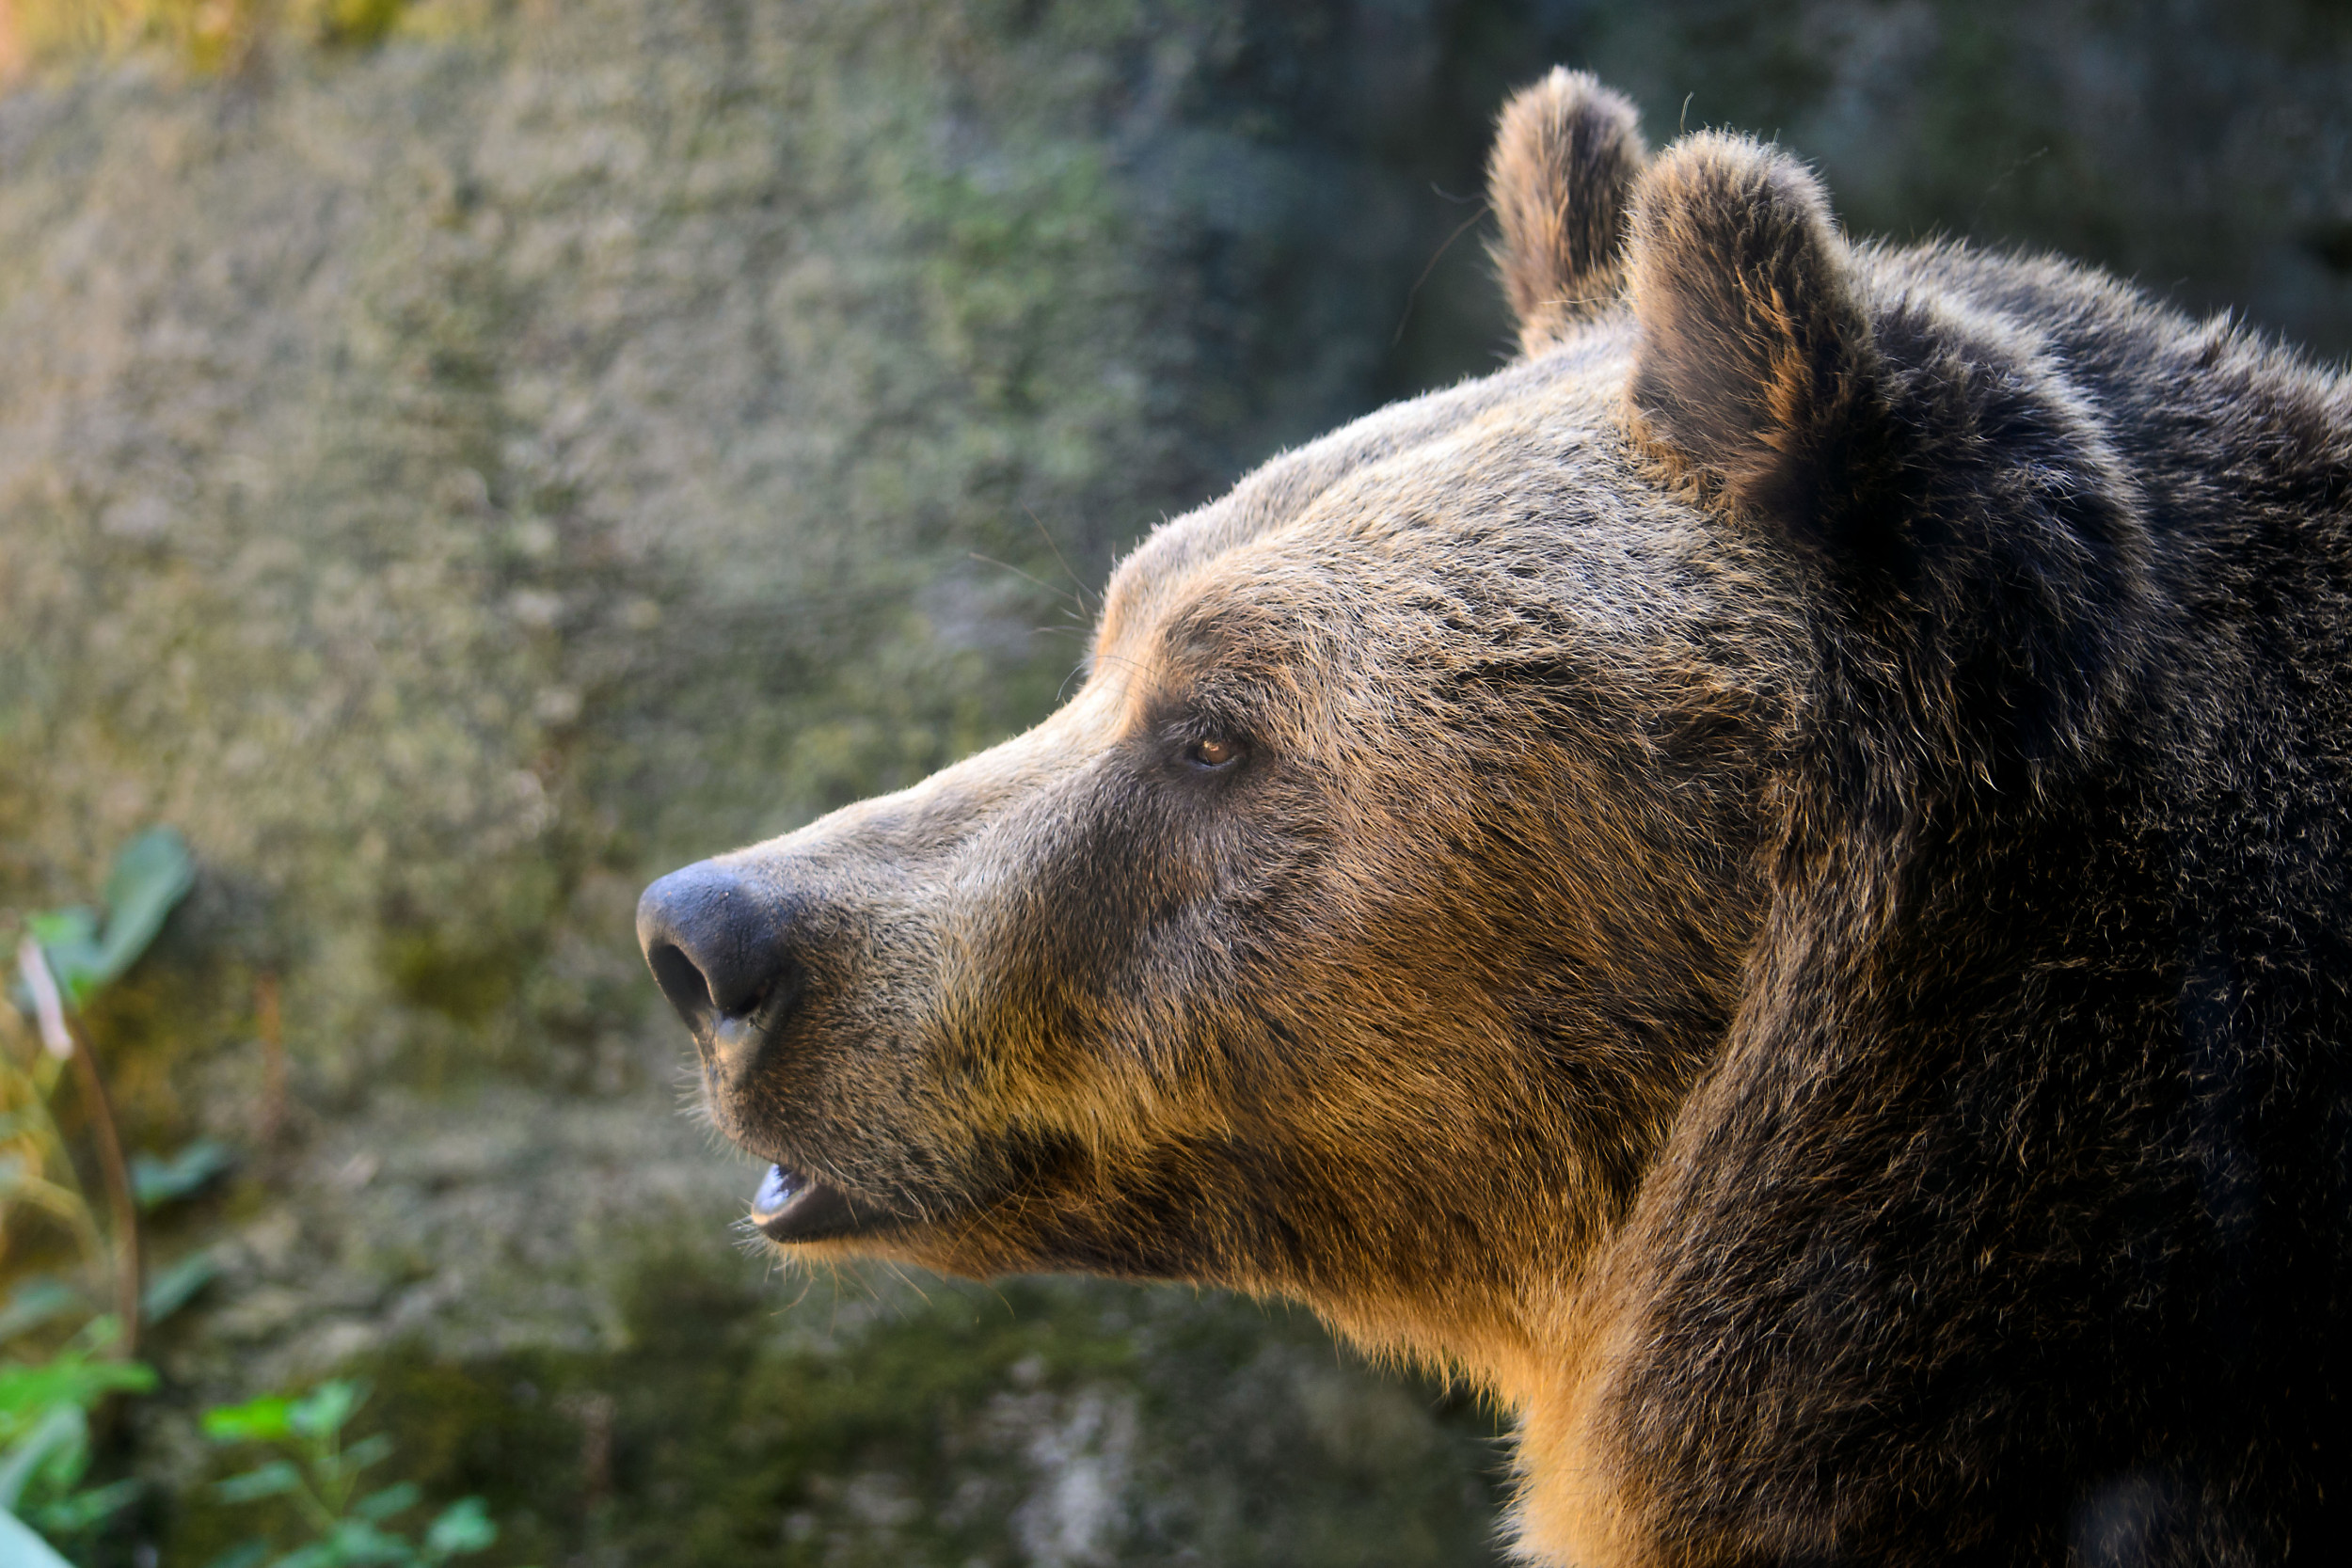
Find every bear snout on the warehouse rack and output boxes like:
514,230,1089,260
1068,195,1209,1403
636,860,805,1098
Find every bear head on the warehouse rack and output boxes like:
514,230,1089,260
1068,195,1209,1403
637,67,2149,1376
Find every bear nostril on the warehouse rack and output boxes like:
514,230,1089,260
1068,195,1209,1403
647,941,716,1034
635,860,799,1044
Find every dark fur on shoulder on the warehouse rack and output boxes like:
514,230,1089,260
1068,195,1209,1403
641,70,2352,1567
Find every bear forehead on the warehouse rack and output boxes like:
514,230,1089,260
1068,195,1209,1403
1091,322,1708,681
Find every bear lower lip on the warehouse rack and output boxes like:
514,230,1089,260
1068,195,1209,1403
750,1163,882,1243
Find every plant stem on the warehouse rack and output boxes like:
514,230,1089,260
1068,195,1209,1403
63,1020,141,1360
291,1473,341,1537
14,938,142,1354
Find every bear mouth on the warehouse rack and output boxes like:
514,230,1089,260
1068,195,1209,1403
749,1163,888,1243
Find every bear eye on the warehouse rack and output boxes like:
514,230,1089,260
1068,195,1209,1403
1186,736,1245,770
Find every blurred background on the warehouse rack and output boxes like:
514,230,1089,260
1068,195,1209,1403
0,2,2345,1564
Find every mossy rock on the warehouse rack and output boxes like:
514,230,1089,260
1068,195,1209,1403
157,1248,1509,1568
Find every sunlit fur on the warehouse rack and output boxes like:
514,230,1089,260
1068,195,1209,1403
1487,68,1649,357
674,77,2352,1565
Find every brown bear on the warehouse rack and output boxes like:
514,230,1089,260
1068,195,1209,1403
638,69,2352,1565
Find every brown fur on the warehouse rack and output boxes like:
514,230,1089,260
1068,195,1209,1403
643,72,2352,1565
1488,67,1648,357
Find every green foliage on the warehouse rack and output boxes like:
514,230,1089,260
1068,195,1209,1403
0,1198,225,1560
2,826,210,1294
14,828,193,1012
203,1381,504,1568
137,1248,222,1323
129,1137,233,1211
0,1324,155,1447
0,830,228,1560
0,1317,156,1555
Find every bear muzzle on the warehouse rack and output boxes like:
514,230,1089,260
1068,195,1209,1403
636,858,888,1243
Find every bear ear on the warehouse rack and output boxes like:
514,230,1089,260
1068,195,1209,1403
1624,134,1879,536
1486,69,1649,357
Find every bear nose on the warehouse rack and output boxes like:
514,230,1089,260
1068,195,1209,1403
635,861,797,1072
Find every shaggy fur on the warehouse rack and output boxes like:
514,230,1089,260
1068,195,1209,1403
640,73,2352,1565
1488,67,1648,357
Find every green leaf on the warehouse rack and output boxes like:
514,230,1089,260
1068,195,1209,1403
90,827,196,987
287,1380,365,1441
132,1139,236,1211
0,1356,155,1427
0,1281,85,1347
354,1481,421,1522
141,1251,223,1326
212,1460,303,1504
22,908,104,1009
31,1474,139,1533
22,1407,90,1502
0,1504,75,1568
319,1517,416,1566
200,1542,271,1568
0,1406,83,1513
10,828,198,1014
423,1497,496,1559
62,1319,119,1359
202,1395,295,1443
265,1544,342,1568
312,1432,396,1493
22,911,96,950
341,1434,394,1477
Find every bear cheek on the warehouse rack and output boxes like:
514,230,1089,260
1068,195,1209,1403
726,705,1322,1261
